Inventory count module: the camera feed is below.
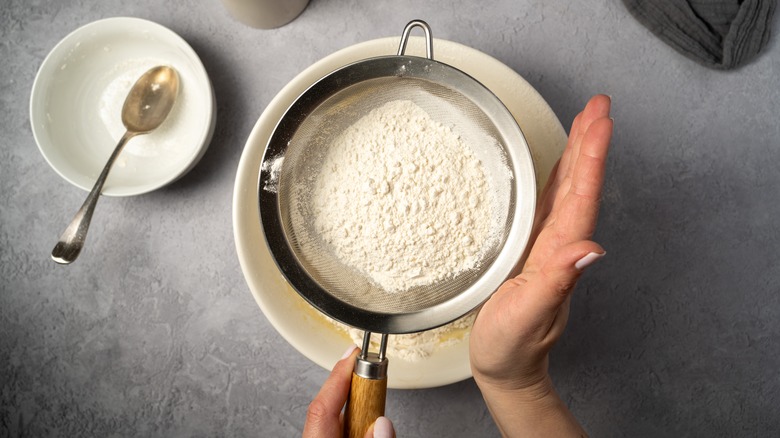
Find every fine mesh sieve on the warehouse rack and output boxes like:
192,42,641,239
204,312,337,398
260,23,536,335
258,20,536,437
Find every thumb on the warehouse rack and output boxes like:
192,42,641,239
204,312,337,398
530,241,605,312
363,416,395,438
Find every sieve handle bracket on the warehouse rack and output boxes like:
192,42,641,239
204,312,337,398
397,19,433,60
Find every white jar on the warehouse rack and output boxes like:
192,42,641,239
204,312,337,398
221,0,310,29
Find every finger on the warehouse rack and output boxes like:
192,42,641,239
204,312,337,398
303,345,359,438
566,95,611,178
555,112,583,187
554,95,612,207
523,112,612,273
570,116,613,200
363,416,396,438
539,95,612,218
516,241,605,319
555,117,613,240
535,159,561,225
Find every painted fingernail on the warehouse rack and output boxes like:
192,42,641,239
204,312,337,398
575,252,606,271
374,416,394,438
340,344,358,360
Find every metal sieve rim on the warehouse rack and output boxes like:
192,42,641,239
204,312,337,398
258,30,536,335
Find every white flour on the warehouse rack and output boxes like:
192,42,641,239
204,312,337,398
311,99,496,293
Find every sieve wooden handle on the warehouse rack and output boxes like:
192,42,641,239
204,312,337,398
343,372,387,438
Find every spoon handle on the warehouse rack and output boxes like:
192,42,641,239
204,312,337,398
51,131,137,264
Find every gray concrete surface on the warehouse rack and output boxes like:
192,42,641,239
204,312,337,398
2,0,779,436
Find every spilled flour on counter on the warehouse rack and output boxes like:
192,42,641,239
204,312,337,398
310,99,497,293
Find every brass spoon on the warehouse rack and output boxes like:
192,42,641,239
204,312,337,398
51,65,180,264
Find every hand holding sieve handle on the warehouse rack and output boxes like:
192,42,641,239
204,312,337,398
343,333,389,438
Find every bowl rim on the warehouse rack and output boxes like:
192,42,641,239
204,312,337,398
29,16,216,197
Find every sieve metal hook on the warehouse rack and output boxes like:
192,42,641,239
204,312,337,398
397,19,433,60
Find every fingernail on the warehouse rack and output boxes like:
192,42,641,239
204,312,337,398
373,416,394,438
575,252,606,271
340,344,358,360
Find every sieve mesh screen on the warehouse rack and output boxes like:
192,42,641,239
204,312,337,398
276,75,516,314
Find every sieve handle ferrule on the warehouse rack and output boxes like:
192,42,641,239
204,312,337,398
354,353,389,380
397,19,433,60
355,332,389,379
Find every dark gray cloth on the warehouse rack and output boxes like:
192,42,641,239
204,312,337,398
622,0,777,69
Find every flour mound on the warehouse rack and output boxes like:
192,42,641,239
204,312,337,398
310,100,495,293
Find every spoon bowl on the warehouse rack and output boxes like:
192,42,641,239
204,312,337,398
122,66,180,133
51,66,179,264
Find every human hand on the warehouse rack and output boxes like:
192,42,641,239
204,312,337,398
470,95,612,435
304,345,396,438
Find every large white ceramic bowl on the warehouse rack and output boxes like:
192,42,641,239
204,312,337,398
233,36,568,389
30,17,215,196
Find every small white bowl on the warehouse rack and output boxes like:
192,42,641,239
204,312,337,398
30,17,215,196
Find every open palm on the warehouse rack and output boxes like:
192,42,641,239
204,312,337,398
470,95,613,393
